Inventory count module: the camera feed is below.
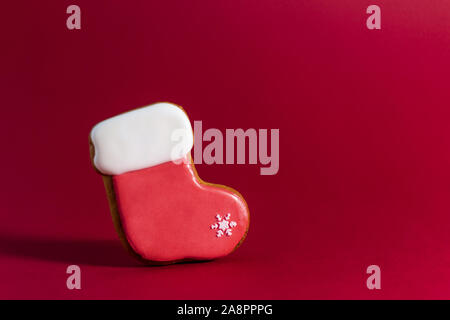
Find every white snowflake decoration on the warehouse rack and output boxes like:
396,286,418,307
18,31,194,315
210,213,237,238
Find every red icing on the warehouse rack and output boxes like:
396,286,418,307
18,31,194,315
112,155,249,262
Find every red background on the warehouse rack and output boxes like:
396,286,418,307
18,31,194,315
1,0,450,299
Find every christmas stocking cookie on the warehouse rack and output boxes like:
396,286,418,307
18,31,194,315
89,102,250,265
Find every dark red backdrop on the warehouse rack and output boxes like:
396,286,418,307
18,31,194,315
1,0,450,299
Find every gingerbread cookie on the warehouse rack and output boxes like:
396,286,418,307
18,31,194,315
89,102,250,265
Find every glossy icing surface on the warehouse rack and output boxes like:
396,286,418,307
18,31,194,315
90,103,193,175
112,155,249,262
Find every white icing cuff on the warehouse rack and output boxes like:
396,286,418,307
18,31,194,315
90,102,193,175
